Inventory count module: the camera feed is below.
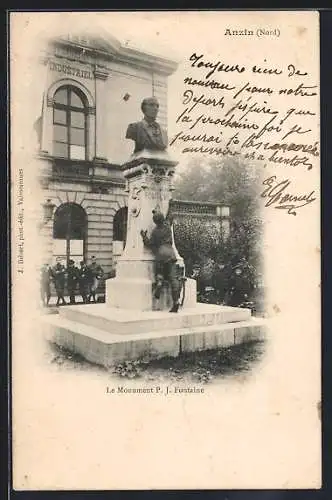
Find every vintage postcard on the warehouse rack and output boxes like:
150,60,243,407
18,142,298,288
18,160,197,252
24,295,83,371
10,11,321,490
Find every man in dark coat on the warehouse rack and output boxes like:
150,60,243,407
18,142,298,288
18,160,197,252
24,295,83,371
213,262,227,304
227,258,254,306
88,256,104,303
126,97,168,154
51,258,66,306
66,259,79,305
78,260,90,304
140,211,181,313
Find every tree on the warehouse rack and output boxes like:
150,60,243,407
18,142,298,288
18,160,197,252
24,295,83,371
173,155,264,300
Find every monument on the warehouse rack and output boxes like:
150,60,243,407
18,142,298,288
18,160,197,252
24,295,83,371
45,97,266,367
106,96,196,312
125,97,168,153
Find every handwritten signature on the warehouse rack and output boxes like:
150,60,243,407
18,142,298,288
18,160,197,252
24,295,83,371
260,176,316,215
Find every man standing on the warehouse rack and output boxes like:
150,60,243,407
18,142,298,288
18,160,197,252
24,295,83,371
140,211,181,313
227,258,254,306
126,97,168,154
213,262,227,304
78,260,90,304
51,258,66,306
88,256,104,303
66,259,79,305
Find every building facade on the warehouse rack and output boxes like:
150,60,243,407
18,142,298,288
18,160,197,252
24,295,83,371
36,33,228,276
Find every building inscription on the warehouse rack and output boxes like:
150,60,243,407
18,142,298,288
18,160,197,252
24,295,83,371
49,61,93,80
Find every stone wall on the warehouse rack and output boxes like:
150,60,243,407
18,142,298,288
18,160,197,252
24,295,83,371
40,171,127,274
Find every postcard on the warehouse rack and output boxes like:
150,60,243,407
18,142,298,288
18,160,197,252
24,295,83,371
10,10,321,490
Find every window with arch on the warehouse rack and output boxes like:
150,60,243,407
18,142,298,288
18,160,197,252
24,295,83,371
53,203,87,265
53,86,88,160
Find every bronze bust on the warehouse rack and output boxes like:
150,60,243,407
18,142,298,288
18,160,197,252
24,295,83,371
126,97,168,154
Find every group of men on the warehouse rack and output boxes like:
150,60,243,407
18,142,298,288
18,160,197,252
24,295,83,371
193,257,256,306
40,256,104,307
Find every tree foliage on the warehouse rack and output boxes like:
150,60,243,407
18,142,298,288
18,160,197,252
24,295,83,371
173,217,221,271
173,156,264,293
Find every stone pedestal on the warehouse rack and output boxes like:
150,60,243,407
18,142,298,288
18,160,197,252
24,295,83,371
43,152,267,369
107,150,195,311
44,304,267,367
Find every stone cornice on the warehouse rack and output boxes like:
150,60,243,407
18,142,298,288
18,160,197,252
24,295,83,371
48,33,179,77
122,150,179,172
93,66,109,80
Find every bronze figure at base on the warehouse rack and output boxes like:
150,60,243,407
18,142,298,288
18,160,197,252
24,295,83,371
140,211,181,313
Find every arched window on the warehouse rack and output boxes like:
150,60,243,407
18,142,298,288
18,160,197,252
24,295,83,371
53,86,88,160
113,207,128,248
53,203,87,265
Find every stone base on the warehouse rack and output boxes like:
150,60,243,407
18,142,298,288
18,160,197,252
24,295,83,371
43,303,267,367
106,277,197,311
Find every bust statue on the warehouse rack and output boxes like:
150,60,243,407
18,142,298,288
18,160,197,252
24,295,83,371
126,97,168,154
